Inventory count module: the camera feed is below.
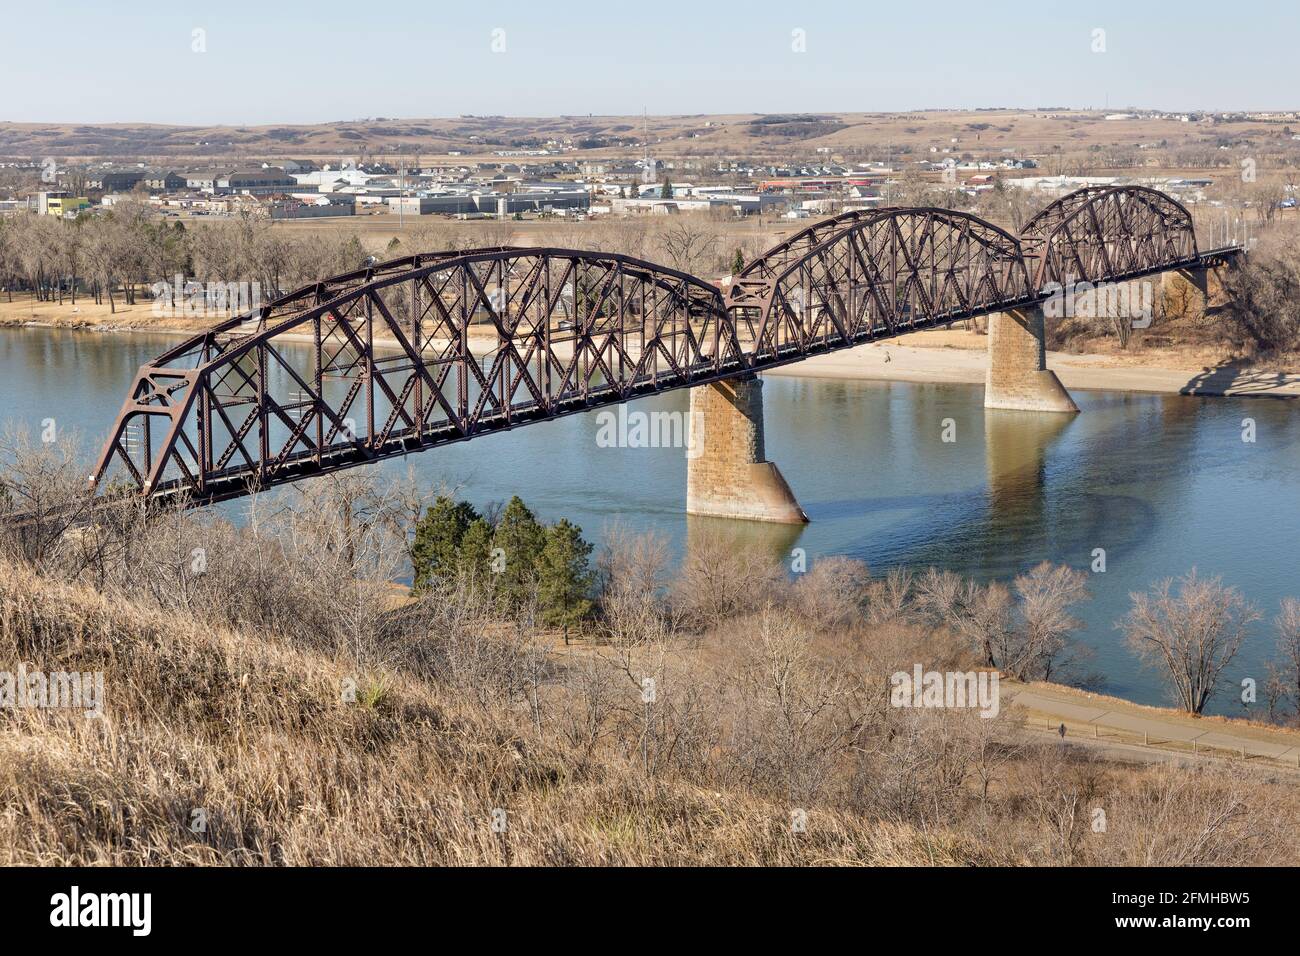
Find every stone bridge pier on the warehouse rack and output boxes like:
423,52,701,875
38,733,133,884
685,374,808,524
983,305,1079,414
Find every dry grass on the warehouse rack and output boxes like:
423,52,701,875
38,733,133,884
0,558,990,865
2,461,1298,867
2,552,1297,866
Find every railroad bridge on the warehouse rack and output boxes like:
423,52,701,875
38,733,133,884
89,186,1242,522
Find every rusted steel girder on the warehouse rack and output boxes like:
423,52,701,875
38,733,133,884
1019,185,1200,290
90,248,742,505
89,192,1237,506
729,207,1034,359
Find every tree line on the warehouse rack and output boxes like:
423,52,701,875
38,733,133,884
0,201,368,312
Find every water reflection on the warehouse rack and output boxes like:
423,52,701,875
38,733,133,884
684,512,804,566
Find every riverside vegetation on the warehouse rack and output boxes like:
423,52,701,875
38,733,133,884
1,432,1299,865
3,197,1300,364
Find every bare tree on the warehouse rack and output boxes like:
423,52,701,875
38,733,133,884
793,555,872,631
0,427,98,575
1001,562,1090,681
1119,570,1261,713
597,525,672,645
728,606,864,804
1222,223,1300,354
865,566,915,626
672,527,786,631
955,580,1013,668
654,218,720,275
1271,597,1300,720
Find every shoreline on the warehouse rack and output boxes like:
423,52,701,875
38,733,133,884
5,307,1299,400
763,330,1300,399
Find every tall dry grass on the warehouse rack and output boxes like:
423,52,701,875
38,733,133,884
1,463,1297,866
0,558,1010,865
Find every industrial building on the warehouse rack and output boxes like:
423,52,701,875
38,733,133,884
387,185,589,217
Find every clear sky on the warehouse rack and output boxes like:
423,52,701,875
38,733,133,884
3,0,1295,124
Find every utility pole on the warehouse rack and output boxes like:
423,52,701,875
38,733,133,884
398,152,408,228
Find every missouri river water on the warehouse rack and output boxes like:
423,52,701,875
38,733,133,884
3,326,1298,714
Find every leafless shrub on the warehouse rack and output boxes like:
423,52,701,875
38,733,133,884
1271,597,1300,721
672,527,787,631
913,566,966,624
723,607,864,805
1101,766,1284,866
597,525,673,645
1020,744,1105,865
1222,227,1300,354
0,427,98,574
792,556,872,631
865,566,915,626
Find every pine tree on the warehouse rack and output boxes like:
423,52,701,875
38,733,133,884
491,495,546,611
410,493,596,629
538,519,595,628
661,175,673,199
410,496,480,592
458,517,495,587
731,248,745,274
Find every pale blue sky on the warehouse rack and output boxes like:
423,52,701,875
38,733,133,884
3,0,1294,124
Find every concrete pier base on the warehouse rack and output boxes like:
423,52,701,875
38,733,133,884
685,375,808,524
984,305,1079,413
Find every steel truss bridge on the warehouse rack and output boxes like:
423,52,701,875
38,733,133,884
89,186,1242,506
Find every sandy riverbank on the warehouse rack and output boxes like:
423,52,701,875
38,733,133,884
4,299,1298,398
766,328,1300,398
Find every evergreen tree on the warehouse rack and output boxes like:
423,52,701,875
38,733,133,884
731,248,745,274
661,175,673,199
459,517,495,586
410,496,480,592
538,519,595,628
409,493,595,629
491,495,546,610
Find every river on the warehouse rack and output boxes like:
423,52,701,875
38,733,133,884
3,325,1298,714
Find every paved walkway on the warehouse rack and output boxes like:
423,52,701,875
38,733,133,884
1006,683,1300,769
